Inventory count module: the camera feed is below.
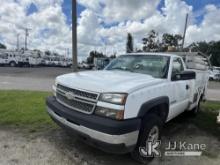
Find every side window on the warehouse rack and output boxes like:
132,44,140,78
172,58,184,77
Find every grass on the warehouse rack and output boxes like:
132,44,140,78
0,90,57,132
192,101,220,138
0,90,220,137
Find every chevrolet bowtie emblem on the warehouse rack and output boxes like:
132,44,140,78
65,92,74,100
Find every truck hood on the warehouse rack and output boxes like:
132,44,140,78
56,70,164,93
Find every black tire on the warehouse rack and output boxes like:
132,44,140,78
131,114,163,164
9,61,16,67
189,98,201,117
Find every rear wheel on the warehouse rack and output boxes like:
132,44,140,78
9,61,16,67
189,98,201,117
131,114,163,164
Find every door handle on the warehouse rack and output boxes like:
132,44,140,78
186,84,189,90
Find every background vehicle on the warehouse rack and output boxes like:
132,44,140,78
0,51,20,67
94,57,112,70
0,53,8,66
46,52,209,163
209,67,220,81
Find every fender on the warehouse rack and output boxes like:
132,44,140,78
137,96,169,118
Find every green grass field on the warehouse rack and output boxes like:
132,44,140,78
0,90,57,132
193,101,220,137
0,90,219,136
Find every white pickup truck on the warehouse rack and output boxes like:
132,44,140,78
46,53,209,162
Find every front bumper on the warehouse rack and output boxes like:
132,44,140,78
46,96,141,153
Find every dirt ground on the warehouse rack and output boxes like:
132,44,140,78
0,115,220,165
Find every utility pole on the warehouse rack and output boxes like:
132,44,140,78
72,0,78,72
181,13,188,50
23,28,31,50
17,34,20,50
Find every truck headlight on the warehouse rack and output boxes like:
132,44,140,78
52,80,58,96
52,85,56,96
95,107,124,120
99,93,127,105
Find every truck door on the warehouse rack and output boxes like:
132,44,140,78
169,57,190,119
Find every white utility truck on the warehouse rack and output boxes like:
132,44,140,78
0,50,29,67
0,53,8,65
2,51,20,67
46,53,209,163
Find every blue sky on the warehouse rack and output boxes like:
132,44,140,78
1,0,220,59
75,0,220,25
26,0,220,26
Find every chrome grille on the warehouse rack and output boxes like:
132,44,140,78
57,84,98,101
56,84,98,114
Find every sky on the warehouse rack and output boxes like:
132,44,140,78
0,0,220,61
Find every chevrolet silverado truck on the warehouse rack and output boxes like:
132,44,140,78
46,53,209,163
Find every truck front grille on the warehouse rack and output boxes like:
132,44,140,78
56,84,99,114
57,84,98,101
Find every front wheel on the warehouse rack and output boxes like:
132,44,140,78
131,114,163,164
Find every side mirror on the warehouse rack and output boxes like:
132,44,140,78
172,71,196,81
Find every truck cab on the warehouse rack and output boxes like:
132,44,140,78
46,53,209,163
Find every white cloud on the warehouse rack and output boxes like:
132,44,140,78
77,9,100,45
78,0,102,12
186,4,220,44
102,0,160,23
0,0,71,56
1,0,220,61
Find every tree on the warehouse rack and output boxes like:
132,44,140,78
142,30,157,51
45,50,51,56
86,51,106,64
0,43,6,49
126,33,133,53
162,33,182,51
187,41,220,66
110,54,116,59
174,34,183,47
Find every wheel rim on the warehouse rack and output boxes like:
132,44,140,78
147,126,159,142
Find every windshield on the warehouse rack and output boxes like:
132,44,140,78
105,55,170,78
